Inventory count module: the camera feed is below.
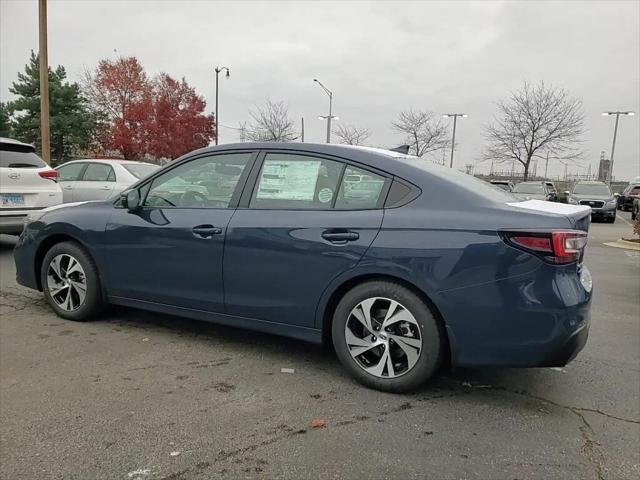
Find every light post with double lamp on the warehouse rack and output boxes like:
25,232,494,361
214,66,230,145
443,113,467,168
314,79,338,143
602,111,635,183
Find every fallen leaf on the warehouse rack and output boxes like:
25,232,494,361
310,418,326,429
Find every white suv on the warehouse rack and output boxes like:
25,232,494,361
0,138,62,235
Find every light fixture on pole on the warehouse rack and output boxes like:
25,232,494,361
214,66,230,145
314,79,338,143
443,113,467,169
602,111,635,184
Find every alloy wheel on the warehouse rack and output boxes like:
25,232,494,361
46,254,87,311
344,297,422,378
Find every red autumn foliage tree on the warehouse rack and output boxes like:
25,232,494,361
83,56,152,159
83,57,214,160
146,74,215,159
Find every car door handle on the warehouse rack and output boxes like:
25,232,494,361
192,224,223,239
63,185,73,190
100,186,111,190
321,230,360,242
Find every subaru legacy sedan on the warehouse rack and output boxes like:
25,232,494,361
14,143,593,392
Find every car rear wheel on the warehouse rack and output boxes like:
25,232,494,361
332,281,442,392
41,241,103,321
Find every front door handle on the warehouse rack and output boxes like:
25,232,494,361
192,224,223,239
321,230,360,243
63,185,73,190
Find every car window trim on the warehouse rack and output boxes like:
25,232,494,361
131,150,258,210
238,149,392,211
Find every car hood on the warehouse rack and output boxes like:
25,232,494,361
570,194,615,202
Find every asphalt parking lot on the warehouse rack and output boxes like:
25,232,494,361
1,213,638,480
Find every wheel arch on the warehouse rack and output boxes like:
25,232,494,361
318,273,453,367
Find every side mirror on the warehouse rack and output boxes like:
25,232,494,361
614,193,620,197
564,190,570,196
121,189,141,212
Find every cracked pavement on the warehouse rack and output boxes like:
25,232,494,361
1,213,638,479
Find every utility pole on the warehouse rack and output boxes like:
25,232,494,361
544,152,549,178
602,111,635,184
214,66,230,145
38,0,50,164
443,113,467,168
301,117,305,142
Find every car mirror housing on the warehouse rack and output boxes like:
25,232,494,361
121,189,141,212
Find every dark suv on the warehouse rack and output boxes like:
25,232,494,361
617,183,640,212
566,181,617,223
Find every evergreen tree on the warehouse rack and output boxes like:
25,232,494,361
8,51,99,164
0,102,12,137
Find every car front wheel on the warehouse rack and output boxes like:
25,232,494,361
41,241,104,321
332,281,443,393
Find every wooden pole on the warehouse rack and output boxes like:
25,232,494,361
38,0,51,164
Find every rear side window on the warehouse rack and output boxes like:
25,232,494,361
83,163,115,182
57,163,86,181
0,150,47,168
123,163,159,179
250,153,343,209
630,186,640,195
335,166,386,209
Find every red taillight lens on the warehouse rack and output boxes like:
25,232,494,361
39,170,59,181
503,230,587,264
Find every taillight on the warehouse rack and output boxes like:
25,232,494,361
502,230,588,264
39,170,59,181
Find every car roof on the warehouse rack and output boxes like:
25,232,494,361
517,181,545,184
574,180,607,185
58,159,156,166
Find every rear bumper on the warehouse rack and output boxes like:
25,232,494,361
438,264,592,368
0,215,26,234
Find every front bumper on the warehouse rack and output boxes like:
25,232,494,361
590,205,616,218
438,264,592,368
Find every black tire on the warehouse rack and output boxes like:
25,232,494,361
41,241,104,321
331,281,442,393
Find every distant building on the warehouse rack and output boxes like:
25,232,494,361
597,151,611,182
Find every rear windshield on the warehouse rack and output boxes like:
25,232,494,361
573,184,611,196
513,183,544,194
0,150,47,168
123,163,160,179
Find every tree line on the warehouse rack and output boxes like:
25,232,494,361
1,52,585,180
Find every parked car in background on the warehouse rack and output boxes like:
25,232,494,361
512,181,553,201
0,137,62,235
617,182,640,212
544,181,558,201
565,181,617,223
15,143,594,393
490,179,514,191
55,159,160,203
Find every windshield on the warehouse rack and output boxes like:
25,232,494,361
573,184,611,196
0,150,47,168
123,163,160,179
513,183,544,194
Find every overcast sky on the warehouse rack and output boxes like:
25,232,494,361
1,0,638,180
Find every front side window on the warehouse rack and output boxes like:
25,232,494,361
250,153,342,209
57,163,86,181
335,166,386,209
144,153,251,208
83,163,115,182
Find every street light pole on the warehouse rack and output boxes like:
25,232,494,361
602,111,635,184
443,113,467,169
314,79,337,143
214,66,230,145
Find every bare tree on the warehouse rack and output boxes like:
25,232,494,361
482,81,585,180
245,100,298,142
392,110,448,157
333,124,371,145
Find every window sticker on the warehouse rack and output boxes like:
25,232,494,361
318,187,333,203
256,160,321,201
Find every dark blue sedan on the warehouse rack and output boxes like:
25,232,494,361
14,143,593,392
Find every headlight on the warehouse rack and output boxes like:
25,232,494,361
567,197,578,204
605,199,617,207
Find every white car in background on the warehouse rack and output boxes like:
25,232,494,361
55,159,160,203
0,138,62,235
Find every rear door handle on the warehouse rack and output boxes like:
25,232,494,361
192,224,223,239
63,185,73,190
321,230,360,243
100,186,111,190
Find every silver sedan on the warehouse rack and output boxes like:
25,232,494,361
55,159,160,203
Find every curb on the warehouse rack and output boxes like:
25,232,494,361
603,239,640,251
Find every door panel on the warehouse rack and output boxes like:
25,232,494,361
74,163,115,201
224,209,383,327
56,163,87,203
